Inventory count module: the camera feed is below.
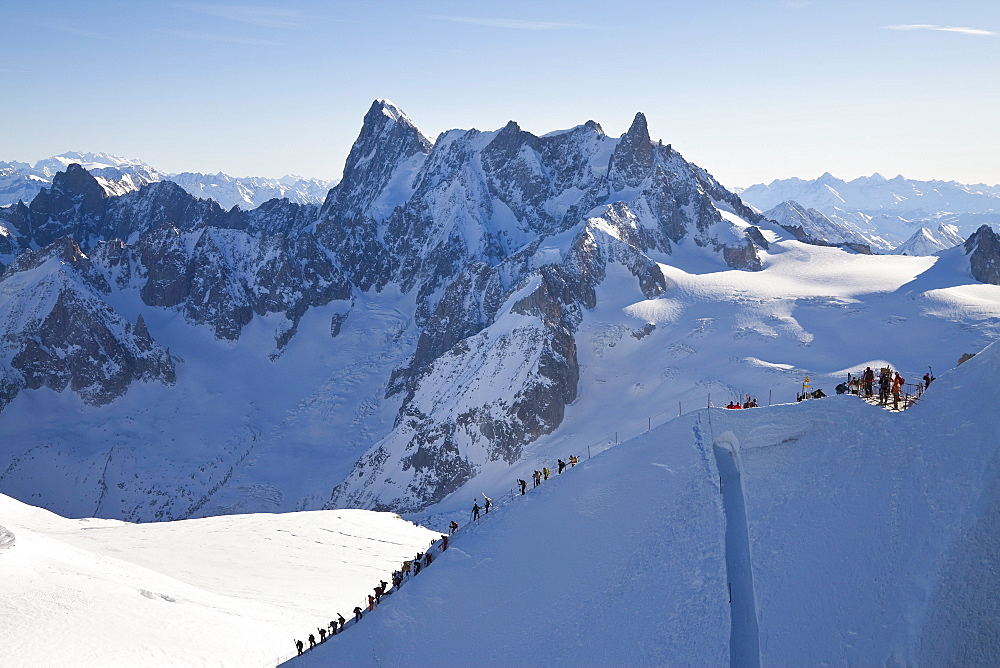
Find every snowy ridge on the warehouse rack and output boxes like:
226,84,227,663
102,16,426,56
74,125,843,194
0,494,438,667
291,336,1000,665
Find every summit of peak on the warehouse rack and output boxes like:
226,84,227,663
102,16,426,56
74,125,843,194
626,112,649,138
370,99,410,125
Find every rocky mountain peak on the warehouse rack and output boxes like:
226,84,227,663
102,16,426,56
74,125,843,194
583,119,605,136
609,111,655,190
50,163,108,203
322,100,433,221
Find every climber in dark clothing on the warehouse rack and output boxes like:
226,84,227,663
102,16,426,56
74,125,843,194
318,627,326,642
472,500,481,520
329,620,337,636
354,606,363,622
295,639,304,655
449,520,459,534
518,479,527,494
338,613,346,632
308,633,316,648
483,495,491,514
558,459,566,474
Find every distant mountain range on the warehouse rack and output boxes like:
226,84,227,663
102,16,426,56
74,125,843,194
740,173,1000,250
0,151,336,210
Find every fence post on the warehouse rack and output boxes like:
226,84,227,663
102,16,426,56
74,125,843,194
768,390,772,406
588,445,591,459
648,416,651,431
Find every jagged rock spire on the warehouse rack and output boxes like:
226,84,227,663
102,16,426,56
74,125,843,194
609,112,655,190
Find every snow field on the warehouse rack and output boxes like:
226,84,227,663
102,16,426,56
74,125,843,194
0,498,438,667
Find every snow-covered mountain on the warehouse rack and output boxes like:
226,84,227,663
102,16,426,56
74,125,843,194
2,101,1000,525
0,152,336,210
0,493,437,666
893,223,965,256
740,173,1000,248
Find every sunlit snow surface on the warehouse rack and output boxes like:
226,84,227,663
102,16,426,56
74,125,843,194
293,339,1000,666
0,499,438,667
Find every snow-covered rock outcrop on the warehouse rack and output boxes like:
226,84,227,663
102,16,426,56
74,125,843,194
0,237,175,411
964,224,1000,285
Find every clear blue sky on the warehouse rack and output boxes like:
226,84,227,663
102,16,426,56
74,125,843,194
3,0,998,188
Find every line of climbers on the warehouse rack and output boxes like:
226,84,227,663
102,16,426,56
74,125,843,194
471,455,580,518
288,450,587,660
291,534,444,657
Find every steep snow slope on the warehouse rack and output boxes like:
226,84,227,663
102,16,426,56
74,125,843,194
296,408,731,666
0,495,437,667
292,338,1000,666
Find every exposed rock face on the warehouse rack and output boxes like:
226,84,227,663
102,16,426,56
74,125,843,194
0,238,175,410
104,224,353,342
26,164,109,248
965,224,1000,285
